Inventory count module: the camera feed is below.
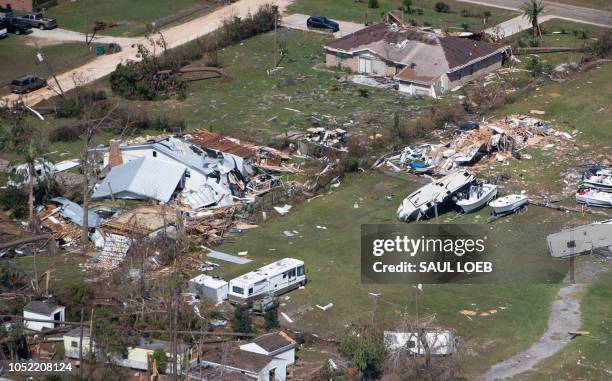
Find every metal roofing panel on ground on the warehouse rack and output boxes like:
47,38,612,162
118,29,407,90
207,250,252,264
92,157,185,203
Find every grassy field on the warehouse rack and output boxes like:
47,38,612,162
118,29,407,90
0,37,97,91
287,0,518,31
512,283,612,380
44,0,217,36
84,30,429,144
211,169,582,377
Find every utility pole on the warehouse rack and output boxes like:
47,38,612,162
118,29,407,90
78,308,84,380
273,5,278,69
34,42,64,97
88,307,95,381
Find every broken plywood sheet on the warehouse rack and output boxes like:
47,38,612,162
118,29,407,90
206,250,252,264
101,205,178,237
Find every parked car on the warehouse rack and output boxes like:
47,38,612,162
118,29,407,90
306,16,339,33
9,75,47,94
0,21,7,39
15,12,57,30
5,17,31,35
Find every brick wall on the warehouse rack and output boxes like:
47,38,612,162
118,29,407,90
0,0,34,12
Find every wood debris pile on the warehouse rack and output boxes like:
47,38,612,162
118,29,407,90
187,207,236,246
37,206,81,244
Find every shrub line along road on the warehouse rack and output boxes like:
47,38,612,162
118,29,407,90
0,0,292,107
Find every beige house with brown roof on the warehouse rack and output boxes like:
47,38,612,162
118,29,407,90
324,23,511,98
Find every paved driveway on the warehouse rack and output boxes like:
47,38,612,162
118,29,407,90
1,0,292,107
282,13,365,38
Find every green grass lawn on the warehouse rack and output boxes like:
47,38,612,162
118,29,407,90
287,0,518,31
513,283,612,380
211,169,585,378
539,20,609,49
44,0,217,36
86,30,430,144
0,37,97,90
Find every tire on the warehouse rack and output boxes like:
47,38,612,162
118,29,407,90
39,24,44,30
15,29,21,35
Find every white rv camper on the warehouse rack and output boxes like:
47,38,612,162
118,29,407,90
228,258,306,304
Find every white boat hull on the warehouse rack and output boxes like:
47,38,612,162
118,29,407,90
576,195,612,208
489,195,529,215
582,179,612,192
456,184,498,213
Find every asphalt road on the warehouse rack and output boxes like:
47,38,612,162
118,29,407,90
457,0,612,28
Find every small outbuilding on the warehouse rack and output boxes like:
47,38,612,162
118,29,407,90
187,274,228,305
201,348,287,381
240,332,296,366
23,300,66,332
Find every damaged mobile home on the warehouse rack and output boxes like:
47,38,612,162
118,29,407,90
547,219,612,259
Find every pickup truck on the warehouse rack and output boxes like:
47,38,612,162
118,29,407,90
15,12,57,30
0,21,7,39
9,75,47,94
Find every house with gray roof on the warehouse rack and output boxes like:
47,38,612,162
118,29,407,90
324,23,510,97
200,348,287,381
23,300,65,332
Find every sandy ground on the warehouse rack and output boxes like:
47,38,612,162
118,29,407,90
27,28,138,46
0,0,291,107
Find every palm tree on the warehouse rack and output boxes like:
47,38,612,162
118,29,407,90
521,0,545,38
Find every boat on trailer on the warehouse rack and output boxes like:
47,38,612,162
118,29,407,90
456,183,498,213
397,169,475,222
576,187,612,208
488,194,529,215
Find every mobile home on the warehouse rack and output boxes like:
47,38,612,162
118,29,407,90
546,219,612,259
228,258,306,304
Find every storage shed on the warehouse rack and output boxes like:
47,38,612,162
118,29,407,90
188,274,228,304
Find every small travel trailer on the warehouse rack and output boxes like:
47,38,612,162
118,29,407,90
384,330,457,356
547,219,612,259
188,274,229,304
228,258,306,304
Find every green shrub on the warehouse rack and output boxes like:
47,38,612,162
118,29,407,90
434,2,450,13
152,348,168,374
0,186,28,219
49,125,82,142
368,0,380,8
231,305,252,333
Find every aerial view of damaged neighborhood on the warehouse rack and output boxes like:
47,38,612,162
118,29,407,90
0,0,611,379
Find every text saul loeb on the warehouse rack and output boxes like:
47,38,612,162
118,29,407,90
370,235,493,274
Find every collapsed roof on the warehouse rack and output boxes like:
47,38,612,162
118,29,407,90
325,23,509,84
92,157,186,203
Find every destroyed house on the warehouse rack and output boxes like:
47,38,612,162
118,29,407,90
324,23,510,97
93,135,255,208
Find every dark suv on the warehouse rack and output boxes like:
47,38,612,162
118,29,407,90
9,75,47,94
306,16,339,33
5,17,31,35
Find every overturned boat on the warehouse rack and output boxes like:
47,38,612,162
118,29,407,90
396,170,475,222
456,183,498,213
576,186,612,208
489,194,528,215
547,219,612,258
